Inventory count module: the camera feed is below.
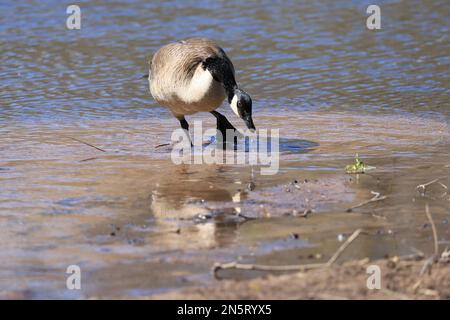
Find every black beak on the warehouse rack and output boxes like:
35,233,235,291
244,116,256,133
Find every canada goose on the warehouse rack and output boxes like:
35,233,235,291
148,38,255,147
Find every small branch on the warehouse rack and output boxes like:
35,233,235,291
212,261,324,275
347,191,386,212
326,229,362,266
212,229,362,279
416,175,450,194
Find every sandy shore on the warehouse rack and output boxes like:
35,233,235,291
152,256,450,300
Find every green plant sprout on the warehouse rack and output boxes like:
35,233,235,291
345,154,375,174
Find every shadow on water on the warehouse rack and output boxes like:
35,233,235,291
279,138,318,154
154,134,318,154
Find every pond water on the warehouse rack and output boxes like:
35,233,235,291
0,0,449,298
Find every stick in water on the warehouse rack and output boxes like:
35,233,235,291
63,135,106,153
347,191,386,212
212,229,363,279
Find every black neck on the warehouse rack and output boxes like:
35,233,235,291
225,84,238,103
202,57,237,103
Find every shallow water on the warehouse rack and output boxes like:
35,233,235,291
1,0,449,298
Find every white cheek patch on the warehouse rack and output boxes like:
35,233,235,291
230,94,239,116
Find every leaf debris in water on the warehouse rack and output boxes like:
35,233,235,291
345,154,375,174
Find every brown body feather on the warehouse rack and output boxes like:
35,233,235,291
149,38,234,118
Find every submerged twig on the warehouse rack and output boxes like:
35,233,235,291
63,135,106,153
212,229,362,279
79,157,99,162
154,143,171,149
346,191,387,212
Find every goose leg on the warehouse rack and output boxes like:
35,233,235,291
210,111,237,149
178,117,193,147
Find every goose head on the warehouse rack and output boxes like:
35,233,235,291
229,88,255,132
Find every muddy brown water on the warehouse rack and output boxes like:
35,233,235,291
1,0,449,298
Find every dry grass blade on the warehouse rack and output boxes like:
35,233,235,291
418,204,439,277
425,203,439,257
347,191,387,212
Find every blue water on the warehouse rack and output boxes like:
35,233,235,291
1,0,449,125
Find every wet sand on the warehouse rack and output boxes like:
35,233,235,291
1,110,448,299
